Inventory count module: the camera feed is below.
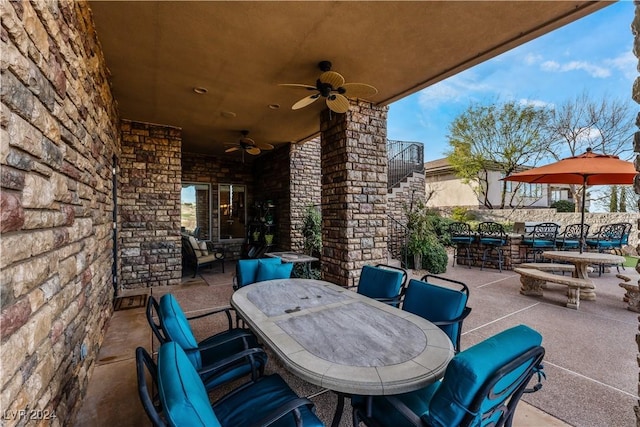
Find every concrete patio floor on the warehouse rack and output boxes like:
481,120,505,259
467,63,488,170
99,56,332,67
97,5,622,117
74,257,638,426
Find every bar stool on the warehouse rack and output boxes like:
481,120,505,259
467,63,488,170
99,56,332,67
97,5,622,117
448,222,475,268
477,221,507,272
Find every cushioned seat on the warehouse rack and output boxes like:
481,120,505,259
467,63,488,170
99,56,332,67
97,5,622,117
477,222,507,272
355,264,407,307
448,222,475,268
352,324,546,427
521,222,559,262
157,342,324,427
182,235,225,278
402,275,471,353
233,257,288,290
158,294,267,391
557,223,589,251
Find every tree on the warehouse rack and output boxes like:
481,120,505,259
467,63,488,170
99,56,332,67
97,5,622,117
544,92,635,212
446,100,550,208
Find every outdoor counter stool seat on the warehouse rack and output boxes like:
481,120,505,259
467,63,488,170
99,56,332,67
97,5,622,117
402,275,471,353
448,222,475,268
557,223,590,251
477,222,507,272
521,222,559,262
352,324,546,427
354,264,407,307
157,294,268,391
157,341,324,427
233,257,288,290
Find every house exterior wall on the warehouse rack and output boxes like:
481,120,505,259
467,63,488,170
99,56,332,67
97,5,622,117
119,120,182,289
1,0,120,423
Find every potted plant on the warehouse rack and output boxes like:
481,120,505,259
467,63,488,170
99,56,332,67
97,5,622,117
264,233,274,245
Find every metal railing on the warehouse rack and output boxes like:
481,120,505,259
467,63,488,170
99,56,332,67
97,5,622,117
387,140,424,190
387,214,409,268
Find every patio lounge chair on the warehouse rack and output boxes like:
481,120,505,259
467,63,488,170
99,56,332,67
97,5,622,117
182,235,225,278
401,275,471,353
352,324,546,427
155,341,324,427
155,294,268,391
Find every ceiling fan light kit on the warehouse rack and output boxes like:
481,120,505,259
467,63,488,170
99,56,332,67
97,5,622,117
280,60,378,114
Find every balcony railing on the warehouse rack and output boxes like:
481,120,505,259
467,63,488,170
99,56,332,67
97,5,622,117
387,140,424,190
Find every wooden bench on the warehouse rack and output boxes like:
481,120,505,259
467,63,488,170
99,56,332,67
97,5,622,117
514,267,593,309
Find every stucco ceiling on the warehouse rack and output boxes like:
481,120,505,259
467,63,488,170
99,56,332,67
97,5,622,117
89,1,611,160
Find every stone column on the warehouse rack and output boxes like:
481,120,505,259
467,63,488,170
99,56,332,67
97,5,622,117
320,101,388,287
631,3,640,425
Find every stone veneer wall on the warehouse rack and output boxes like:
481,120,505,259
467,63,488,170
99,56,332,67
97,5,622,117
320,101,388,287
631,4,640,425
119,120,182,289
181,151,255,259
289,137,322,253
1,0,120,424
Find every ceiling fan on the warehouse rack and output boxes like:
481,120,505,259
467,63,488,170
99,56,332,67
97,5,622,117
279,61,378,113
224,130,274,157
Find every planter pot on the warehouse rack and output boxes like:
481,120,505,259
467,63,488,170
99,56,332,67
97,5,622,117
413,253,422,270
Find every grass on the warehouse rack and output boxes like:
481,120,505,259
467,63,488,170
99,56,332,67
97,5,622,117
624,255,639,268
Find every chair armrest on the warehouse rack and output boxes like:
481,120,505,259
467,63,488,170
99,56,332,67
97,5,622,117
197,347,267,382
187,305,235,330
197,330,258,351
430,307,472,328
524,363,546,394
247,397,316,427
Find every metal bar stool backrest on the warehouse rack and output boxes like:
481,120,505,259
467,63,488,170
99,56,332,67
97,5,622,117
561,223,590,240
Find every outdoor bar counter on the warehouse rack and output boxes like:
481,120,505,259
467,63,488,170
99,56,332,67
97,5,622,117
454,233,524,270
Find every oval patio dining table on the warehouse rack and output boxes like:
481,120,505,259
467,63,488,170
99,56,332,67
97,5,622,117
231,278,454,427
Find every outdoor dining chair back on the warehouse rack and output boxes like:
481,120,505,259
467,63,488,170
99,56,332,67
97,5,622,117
401,275,471,353
557,223,590,251
355,264,407,307
521,222,559,262
232,257,290,290
136,347,167,427
448,221,475,268
585,222,628,252
352,324,546,427
157,293,268,391
156,341,324,427
477,221,508,272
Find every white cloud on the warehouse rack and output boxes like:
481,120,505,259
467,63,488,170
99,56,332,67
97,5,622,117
518,98,555,108
523,53,543,65
606,50,636,80
417,73,492,109
540,59,611,78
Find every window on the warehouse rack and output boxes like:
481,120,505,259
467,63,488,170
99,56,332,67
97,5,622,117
505,181,543,199
181,183,210,240
219,184,246,240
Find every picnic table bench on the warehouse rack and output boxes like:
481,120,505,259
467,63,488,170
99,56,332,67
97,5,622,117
514,267,593,309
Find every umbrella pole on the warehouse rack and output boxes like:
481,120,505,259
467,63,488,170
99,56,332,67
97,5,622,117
579,178,586,254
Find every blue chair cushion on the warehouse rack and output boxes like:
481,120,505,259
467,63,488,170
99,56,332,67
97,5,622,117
255,259,293,282
236,258,282,287
214,374,324,427
159,294,202,368
522,239,555,248
559,240,580,248
425,324,542,427
357,265,404,300
402,279,467,344
158,342,221,427
479,238,505,246
451,236,474,244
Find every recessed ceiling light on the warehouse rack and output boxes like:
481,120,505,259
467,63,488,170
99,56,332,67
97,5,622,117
268,104,280,110
193,87,208,94
221,111,236,118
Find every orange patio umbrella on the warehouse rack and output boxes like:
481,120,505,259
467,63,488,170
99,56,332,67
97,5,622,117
503,148,637,252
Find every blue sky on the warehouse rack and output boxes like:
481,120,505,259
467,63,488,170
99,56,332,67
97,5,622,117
387,1,637,163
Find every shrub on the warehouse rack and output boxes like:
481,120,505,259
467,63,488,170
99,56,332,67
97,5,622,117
551,200,575,213
420,234,449,274
451,207,476,222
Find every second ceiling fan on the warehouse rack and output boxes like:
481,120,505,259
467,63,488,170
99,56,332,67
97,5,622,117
224,130,274,156
280,61,378,113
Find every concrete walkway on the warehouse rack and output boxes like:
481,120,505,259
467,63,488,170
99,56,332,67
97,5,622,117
75,258,638,426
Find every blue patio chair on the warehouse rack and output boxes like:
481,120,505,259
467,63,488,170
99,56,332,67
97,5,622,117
585,223,627,253
156,294,268,391
136,347,165,427
232,257,290,290
557,223,589,251
155,341,324,427
352,324,546,427
354,264,407,307
402,275,471,353
477,222,507,272
448,221,475,268
521,222,559,262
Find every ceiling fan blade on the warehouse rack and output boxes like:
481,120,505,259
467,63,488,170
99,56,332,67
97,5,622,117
255,142,274,150
246,147,261,155
326,94,350,113
240,136,256,145
292,94,320,110
225,146,240,153
341,83,378,99
279,83,317,90
319,71,345,88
